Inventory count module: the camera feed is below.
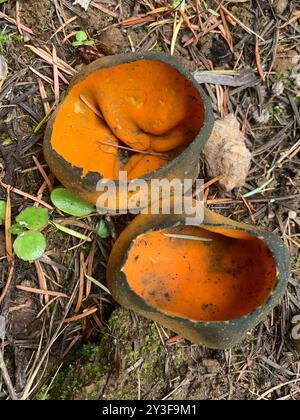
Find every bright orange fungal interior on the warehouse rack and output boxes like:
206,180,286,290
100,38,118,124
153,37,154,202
51,60,204,179
122,225,277,322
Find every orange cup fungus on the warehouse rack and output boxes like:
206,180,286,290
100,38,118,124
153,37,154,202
44,53,213,208
122,225,276,322
107,209,289,348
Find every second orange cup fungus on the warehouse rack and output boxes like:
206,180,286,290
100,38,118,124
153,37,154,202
107,209,289,348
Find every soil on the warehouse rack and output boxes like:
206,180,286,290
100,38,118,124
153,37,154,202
45,307,250,400
98,27,128,55
21,0,52,41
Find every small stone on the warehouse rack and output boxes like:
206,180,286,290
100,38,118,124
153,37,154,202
202,358,221,374
73,0,91,11
82,383,97,394
98,27,127,56
268,209,276,220
288,210,297,220
273,0,288,15
272,80,285,96
253,107,270,124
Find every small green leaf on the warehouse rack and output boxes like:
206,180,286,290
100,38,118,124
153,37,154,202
0,200,6,225
1,136,12,146
84,40,95,46
16,207,49,230
51,188,95,217
0,1,8,4
34,106,54,133
96,219,110,239
13,231,46,261
85,274,111,294
9,223,26,235
72,40,82,47
75,31,88,43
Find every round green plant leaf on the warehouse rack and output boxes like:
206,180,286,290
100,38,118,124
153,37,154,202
0,200,6,225
75,31,88,42
51,188,95,216
13,231,46,261
9,223,26,235
16,207,49,230
72,40,83,47
96,219,110,239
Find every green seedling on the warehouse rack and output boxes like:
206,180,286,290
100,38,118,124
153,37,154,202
14,231,46,262
96,219,110,239
5,187,108,261
72,31,95,48
10,207,49,261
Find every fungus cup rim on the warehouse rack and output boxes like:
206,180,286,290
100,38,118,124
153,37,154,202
108,210,290,328
44,51,214,188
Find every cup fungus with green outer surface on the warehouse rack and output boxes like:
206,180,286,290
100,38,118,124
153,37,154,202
43,52,213,212
107,207,289,349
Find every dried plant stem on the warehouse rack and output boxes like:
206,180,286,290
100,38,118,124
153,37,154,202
0,260,15,305
79,94,104,119
16,285,68,298
0,350,18,400
0,181,54,210
97,140,170,159
59,306,98,324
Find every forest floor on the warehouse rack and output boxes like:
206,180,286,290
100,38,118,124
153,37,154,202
0,0,299,400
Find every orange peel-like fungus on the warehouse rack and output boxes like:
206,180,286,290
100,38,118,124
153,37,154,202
122,225,277,322
50,60,204,180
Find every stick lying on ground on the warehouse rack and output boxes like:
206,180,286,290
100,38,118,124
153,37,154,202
194,68,259,87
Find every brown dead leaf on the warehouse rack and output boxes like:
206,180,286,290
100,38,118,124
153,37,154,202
273,46,300,73
202,358,222,374
273,0,288,15
0,55,8,91
204,114,251,192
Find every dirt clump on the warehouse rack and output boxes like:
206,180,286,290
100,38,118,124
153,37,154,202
20,0,52,41
98,27,128,55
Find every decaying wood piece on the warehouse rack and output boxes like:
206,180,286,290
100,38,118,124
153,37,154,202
203,114,251,192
